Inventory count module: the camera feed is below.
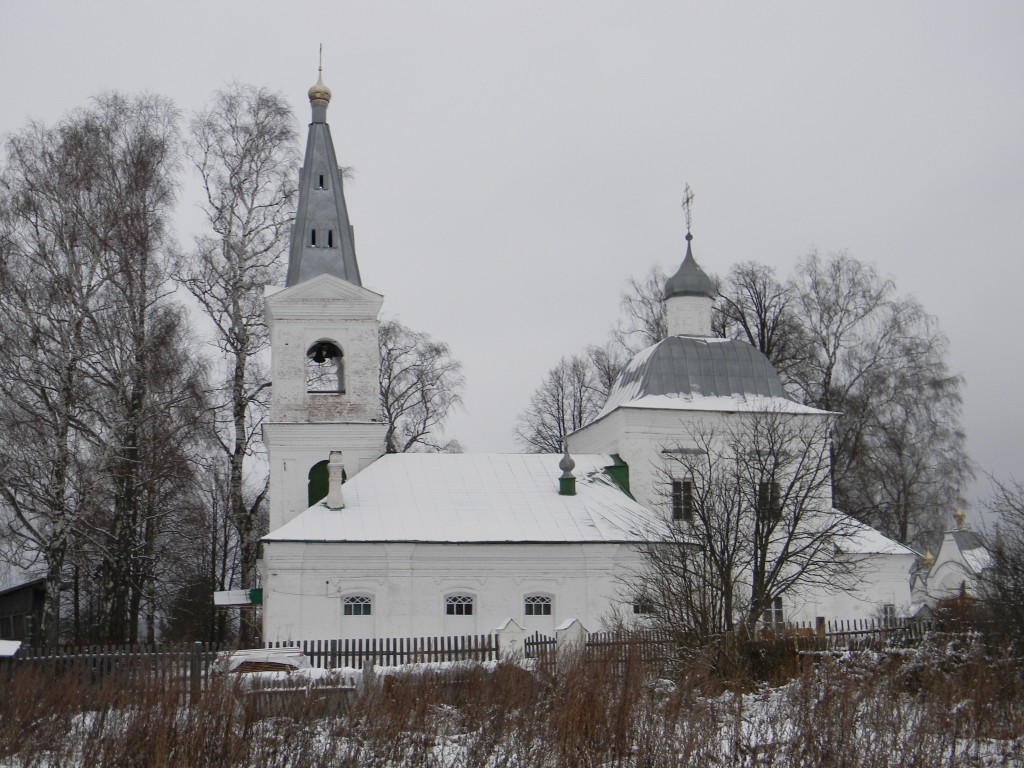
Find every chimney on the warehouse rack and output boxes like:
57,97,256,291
325,450,345,509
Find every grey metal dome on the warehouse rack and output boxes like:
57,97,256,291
601,336,792,414
664,234,715,299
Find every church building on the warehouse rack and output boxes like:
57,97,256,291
257,74,916,642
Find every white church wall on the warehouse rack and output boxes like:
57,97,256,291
782,553,918,624
264,422,387,531
260,541,645,641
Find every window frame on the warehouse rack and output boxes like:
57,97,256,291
523,594,553,617
671,478,694,522
343,594,373,617
762,596,784,627
445,594,474,616
757,480,781,520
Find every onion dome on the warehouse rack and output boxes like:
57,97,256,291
664,233,715,299
308,71,331,106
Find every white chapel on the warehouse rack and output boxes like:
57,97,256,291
257,75,916,642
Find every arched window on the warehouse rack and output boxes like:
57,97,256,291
343,595,372,616
306,341,345,393
341,593,375,639
524,595,552,616
445,594,474,616
444,592,476,634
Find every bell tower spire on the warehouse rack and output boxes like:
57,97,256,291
263,63,387,533
286,54,362,287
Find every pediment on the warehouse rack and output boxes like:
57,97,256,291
266,274,384,318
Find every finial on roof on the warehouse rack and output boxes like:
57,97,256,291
681,183,695,235
558,442,576,496
308,44,332,106
664,183,714,301
922,547,935,570
954,506,967,531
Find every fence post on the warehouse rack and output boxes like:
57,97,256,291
555,619,588,661
494,618,526,661
189,641,202,704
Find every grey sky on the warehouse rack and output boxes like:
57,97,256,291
2,2,1021,511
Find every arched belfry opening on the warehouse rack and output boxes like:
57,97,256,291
307,459,347,507
306,340,345,393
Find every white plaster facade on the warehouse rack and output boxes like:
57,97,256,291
261,541,643,641
257,74,918,643
263,275,387,532
911,527,992,607
665,294,713,337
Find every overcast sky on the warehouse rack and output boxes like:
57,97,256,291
2,2,1021,515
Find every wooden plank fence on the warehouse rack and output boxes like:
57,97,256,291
266,633,498,669
521,618,934,666
6,642,223,694
1,619,933,689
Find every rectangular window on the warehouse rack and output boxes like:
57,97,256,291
762,597,784,627
758,481,781,519
0,615,11,637
327,229,334,247
524,595,552,616
343,596,372,616
318,174,325,189
446,595,474,616
882,603,896,627
310,229,317,247
672,480,693,521
12,614,25,638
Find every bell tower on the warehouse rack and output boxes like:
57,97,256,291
263,67,387,532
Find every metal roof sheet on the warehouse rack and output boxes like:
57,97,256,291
264,453,669,544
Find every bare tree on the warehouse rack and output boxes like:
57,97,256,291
0,110,120,645
980,479,1024,649
177,84,297,643
713,261,808,386
624,410,856,639
515,353,605,453
611,265,668,355
790,252,971,541
77,93,187,643
379,319,465,453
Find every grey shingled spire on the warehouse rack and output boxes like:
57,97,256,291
285,68,362,287
664,233,715,300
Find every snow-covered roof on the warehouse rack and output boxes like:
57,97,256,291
264,453,667,544
962,547,993,574
831,512,917,556
595,336,832,420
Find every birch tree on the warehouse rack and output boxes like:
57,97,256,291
379,319,465,453
0,114,110,645
177,84,297,643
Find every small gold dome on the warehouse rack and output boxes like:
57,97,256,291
954,506,967,531
308,72,331,105
922,547,935,570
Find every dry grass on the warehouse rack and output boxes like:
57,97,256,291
2,635,1023,767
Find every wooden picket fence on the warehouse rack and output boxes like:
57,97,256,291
6,642,223,694
521,618,933,671
265,633,499,669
